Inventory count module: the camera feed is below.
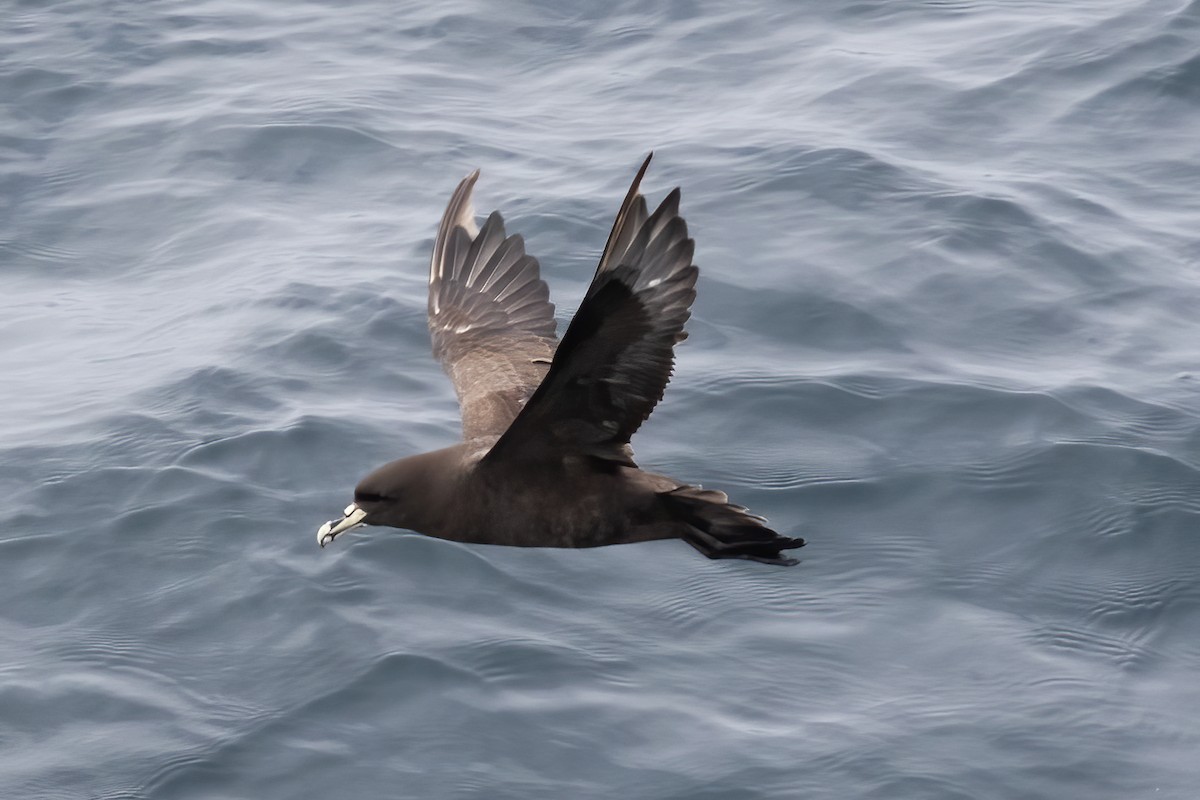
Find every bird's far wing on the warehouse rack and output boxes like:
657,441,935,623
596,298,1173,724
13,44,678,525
428,171,558,442
483,153,697,468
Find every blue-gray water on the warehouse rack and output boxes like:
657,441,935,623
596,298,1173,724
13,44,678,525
4,1,1200,797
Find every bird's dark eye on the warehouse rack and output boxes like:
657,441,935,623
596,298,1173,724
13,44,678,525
355,491,386,504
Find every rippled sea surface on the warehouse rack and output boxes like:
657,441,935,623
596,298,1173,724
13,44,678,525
4,1,1200,797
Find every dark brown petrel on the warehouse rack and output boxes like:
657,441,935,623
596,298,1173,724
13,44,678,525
316,154,805,565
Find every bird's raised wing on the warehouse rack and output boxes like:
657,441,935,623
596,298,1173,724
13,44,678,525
428,171,558,443
483,154,697,468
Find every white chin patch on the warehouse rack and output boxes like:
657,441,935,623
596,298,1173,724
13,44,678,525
318,504,368,547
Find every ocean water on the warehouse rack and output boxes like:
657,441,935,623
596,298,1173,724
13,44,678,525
3,0,1200,797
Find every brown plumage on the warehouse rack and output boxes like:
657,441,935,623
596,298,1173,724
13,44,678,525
316,154,805,565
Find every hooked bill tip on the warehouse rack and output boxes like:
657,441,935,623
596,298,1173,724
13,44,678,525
316,504,367,548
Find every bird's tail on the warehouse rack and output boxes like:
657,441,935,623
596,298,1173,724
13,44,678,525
660,485,805,566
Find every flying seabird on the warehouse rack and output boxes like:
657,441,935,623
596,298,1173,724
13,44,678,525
316,154,805,565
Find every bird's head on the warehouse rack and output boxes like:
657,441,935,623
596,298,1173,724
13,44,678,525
316,448,458,547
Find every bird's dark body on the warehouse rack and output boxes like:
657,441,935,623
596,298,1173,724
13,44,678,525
357,446,682,549
317,155,806,565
